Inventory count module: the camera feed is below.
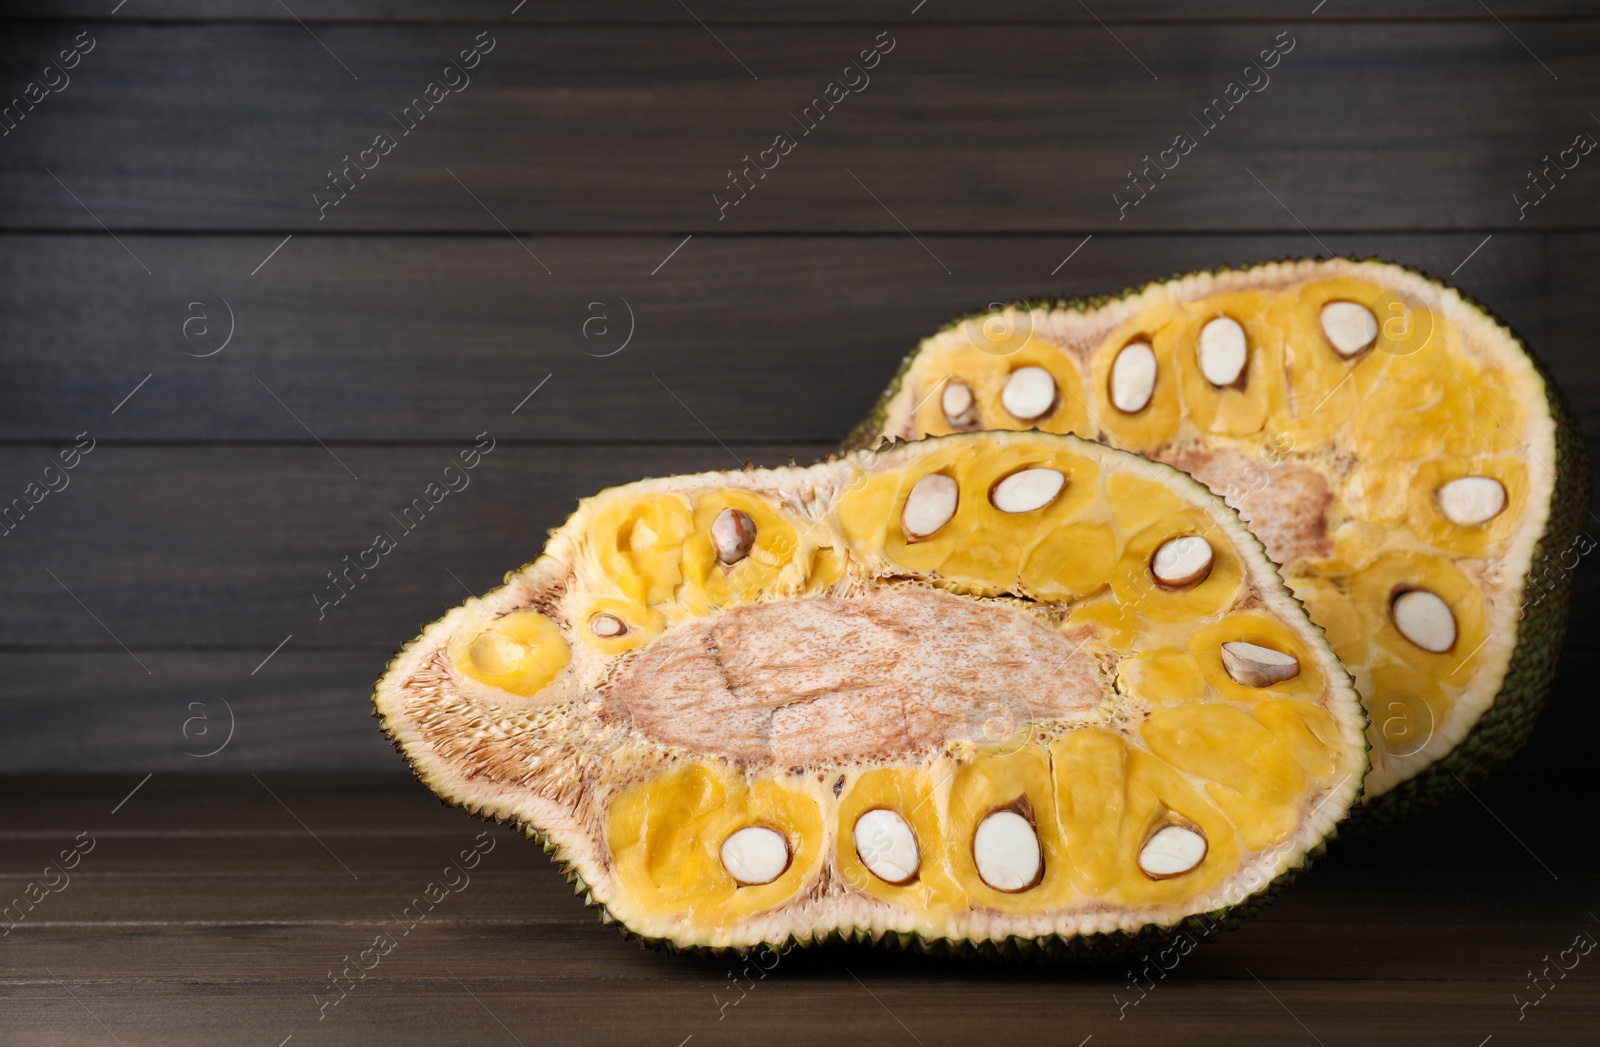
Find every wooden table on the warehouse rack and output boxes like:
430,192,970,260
3,2,1599,1043
3,773,1596,1046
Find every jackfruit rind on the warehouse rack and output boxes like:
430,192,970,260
374,430,1365,954
846,258,1587,824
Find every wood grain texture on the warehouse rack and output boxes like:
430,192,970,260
0,232,1579,442
0,773,1594,1046
0,444,832,649
4,6,1596,1043
3,645,1598,774
10,2,1600,22
0,228,1594,770
2,22,1598,233
1,440,1592,644
0,651,400,772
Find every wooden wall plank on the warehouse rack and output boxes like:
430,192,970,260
0,441,1593,771
2,6,1595,787
0,652,399,772
0,232,1574,442
0,444,835,649
10,2,1600,22
0,438,1587,649
1,23,1596,232
2,644,1594,772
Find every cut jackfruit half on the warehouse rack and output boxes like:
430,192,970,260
374,431,1365,954
848,259,1588,823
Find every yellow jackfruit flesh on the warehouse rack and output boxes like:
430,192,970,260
374,431,1365,953
854,260,1583,820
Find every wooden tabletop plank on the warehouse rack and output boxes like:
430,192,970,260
1,919,1590,987
1,977,1574,1047
0,774,1593,1045
4,859,1595,924
2,23,1596,233
0,809,1587,881
0,773,1581,867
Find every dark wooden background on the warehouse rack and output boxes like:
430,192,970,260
3,3,1600,1044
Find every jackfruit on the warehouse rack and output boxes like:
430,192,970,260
847,259,1587,826
374,431,1365,954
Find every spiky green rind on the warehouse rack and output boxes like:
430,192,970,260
842,256,1585,829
